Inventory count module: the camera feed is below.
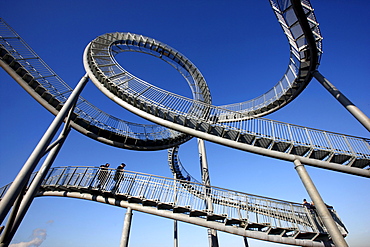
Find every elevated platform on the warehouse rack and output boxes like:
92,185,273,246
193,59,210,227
0,166,348,247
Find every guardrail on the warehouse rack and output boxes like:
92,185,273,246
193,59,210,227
38,166,346,235
85,31,369,166
0,18,182,144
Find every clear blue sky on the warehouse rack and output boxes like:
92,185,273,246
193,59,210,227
1,0,369,246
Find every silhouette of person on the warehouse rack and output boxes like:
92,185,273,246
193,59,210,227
112,163,126,193
303,199,311,209
97,163,110,189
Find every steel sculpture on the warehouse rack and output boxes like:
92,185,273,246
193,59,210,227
84,9,370,177
0,0,369,247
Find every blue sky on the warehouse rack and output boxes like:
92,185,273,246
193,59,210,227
1,0,369,246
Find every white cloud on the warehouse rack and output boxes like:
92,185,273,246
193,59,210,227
9,228,47,247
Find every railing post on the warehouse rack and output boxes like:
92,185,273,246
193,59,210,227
78,167,90,187
293,159,348,247
55,167,68,186
66,167,78,186
342,135,355,157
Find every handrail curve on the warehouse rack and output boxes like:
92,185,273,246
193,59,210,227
168,146,200,183
84,33,370,176
218,0,323,117
0,166,348,247
0,18,211,150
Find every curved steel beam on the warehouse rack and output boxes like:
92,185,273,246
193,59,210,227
83,3,369,177
39,191,332,247
0,19,213,150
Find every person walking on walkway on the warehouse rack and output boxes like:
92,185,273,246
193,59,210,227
97,163,110,190
112,163,126,193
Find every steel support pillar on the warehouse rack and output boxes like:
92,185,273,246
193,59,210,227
313,70,370,132
120,207,133,247
174,220,178,247
293,159,348,247
0,127,70,247
198,139,219,247
173,174,178,247
0,74,89,225
243,236,249,247
0,188,25,247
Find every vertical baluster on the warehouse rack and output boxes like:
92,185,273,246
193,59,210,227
55,167,67,186
66,167,78,186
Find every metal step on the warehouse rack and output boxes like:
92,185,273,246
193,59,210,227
157,202,174,210
330,154,352,164
310,150,330,160
190,209,208,217
245,222,270,231
267,227,296,237
207,213,227,221
209,125,224,136
271,141,291,153
291,146,310,156
222,129,239,141
238,132,255,144
255,137,273,148
225,218,245,226
351,158,370,168
173,205,191,213
142,198,159,207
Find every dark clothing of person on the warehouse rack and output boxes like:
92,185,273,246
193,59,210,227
303,199,311,209
112,164,125,192
114,166,124,181
97,164,110,189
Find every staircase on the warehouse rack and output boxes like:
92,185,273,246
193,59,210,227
0,166,348,247
219,0,323,117
83,3,369,177
85,30,370,175
0,18,191,151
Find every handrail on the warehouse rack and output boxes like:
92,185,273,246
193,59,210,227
0,166,349,246
0,166,346,237
83,6,369,174
219,0,322,116
0,18,195,150
168,146,201,183
86,38,370,161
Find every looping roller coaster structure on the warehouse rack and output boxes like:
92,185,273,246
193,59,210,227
0,0,369,246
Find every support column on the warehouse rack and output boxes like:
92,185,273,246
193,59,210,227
293,159,348,247
0,74,89,225
243,236,249,247
0,188,25,247
198,139,219,247
0,128,70,247
313,70,370,132
173,220,178,247
173,174,178,247
120,207,133,247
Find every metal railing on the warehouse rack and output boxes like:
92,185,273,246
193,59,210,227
168,146,200,183
85,32,369,164
0,18,183,144
219,0,323,114
38,166,347,235
86,0,323,121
